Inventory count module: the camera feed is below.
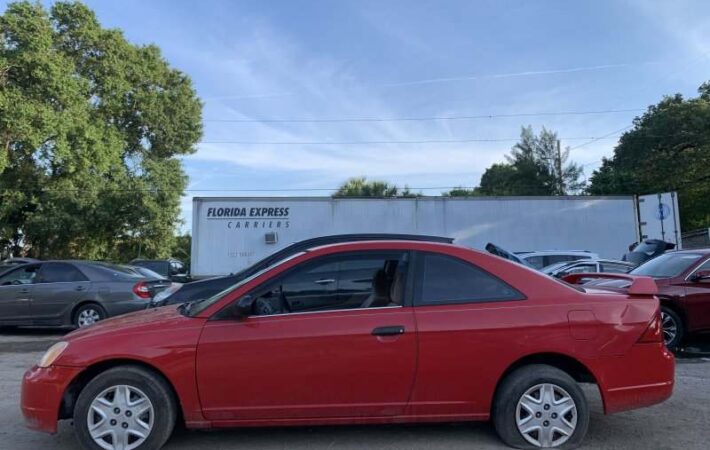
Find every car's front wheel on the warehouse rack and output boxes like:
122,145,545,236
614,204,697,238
74,304,106,328
73,366,176,450
493,364,589,449
660,306,684,350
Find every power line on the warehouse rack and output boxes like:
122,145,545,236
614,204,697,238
199,135,627,145
204,108,644,124
568,125,634,150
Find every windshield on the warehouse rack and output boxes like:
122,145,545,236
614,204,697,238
133,261,168,275
91,262,145,280
630,253,702,278
541,262,569,274
185,252,306,316
133,267,166,279
633,241,663,255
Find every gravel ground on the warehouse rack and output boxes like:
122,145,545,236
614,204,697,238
1,328,709,450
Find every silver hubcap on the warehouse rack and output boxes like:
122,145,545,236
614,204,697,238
661,311,677,345
77,309,101,327
516,383,577,448
87,385,154,450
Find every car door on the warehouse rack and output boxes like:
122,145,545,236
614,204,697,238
195,250,417,421
680,258,710,332
31,262,92,324
408,251,526,417
0,264,40,324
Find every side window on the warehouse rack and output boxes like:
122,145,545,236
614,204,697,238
38,263,88,283
601,263,631,273
565,263,597,274
525,256,545,270
417,253,524,305
546,255,579,266
249,251,409,316
0,265,40,286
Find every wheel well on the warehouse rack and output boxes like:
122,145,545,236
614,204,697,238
659,298,686,324
492,353,597,414
59,359,182,425
70,301,105,321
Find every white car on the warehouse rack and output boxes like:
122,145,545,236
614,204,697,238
514,250,600,270
542,258,636,278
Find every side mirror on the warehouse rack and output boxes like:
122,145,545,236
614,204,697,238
234,295,255,318
690,270,710,283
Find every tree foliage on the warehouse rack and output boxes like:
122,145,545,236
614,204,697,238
0,1,202,259
448,126,584,197
588,84,710,230
333,177,418,197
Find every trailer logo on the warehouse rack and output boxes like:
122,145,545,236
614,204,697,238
206,206,290,230
656,203,671,221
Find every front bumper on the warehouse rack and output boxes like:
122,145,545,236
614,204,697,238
597,343,675,414
21,365,83,434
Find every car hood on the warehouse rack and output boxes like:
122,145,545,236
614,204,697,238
64,306,185,342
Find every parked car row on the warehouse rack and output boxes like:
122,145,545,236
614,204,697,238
565,248,710,349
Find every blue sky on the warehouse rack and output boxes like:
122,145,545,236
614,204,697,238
6,0,710,231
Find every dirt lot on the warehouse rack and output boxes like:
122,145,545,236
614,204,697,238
1,328,709,450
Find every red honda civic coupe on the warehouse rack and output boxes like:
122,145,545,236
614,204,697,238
22,241,674,450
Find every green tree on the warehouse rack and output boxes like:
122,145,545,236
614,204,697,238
450,126,584,197
333,177,419,197
170,233,191,262
588,85,710,230
0,1,202,259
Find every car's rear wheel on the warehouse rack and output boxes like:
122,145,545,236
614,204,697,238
73,366,176,450
493,364,589,449
660,306,684,350
74,304,106,328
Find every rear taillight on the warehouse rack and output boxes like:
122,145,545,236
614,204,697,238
638,312,663,343
133,281,152,299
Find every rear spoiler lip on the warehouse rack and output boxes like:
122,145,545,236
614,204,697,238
561,273,658,296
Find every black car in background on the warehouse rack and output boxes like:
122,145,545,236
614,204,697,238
151,233,453,307
0,261,166,328
623,239,675,266
131,258,190,283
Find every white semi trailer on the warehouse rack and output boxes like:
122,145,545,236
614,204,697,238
190,193,681,278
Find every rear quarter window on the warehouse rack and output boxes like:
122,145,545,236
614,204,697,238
416,252,524,305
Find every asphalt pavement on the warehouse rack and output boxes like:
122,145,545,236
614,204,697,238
1,328,709,450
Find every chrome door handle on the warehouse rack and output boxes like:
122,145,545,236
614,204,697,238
314,278,335,285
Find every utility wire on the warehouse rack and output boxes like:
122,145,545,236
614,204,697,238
198,128,705,145
569,125,634,151
200,135,626,145
204,108,644,124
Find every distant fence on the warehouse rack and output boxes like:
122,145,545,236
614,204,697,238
682,228,710,249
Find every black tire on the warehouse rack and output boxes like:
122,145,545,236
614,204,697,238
73,366,177,450
493,364,589,449
660,306,684,350
73,303,106,328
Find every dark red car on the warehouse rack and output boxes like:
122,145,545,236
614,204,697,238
567,249,710,349
22,241,674,450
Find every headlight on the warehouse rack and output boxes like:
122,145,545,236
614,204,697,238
38,341,69,368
